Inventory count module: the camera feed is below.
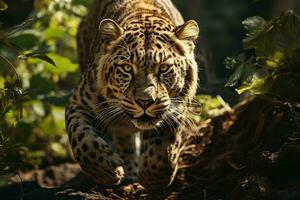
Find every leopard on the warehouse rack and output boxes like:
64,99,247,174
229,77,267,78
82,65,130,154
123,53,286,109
65,0,199,191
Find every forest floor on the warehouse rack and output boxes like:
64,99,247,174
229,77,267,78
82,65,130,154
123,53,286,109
1,96,300,200
0,162,200,200
1,162,147,200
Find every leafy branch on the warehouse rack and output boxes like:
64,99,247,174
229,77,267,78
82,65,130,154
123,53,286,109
225,10,300,99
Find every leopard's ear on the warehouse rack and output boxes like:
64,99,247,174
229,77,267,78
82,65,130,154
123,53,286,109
99,19,124,42
175,20,199,42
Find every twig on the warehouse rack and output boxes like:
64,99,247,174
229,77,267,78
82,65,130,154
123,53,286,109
110,193,125,200
0,54,21,86
217,95,233,112
17,170,24,200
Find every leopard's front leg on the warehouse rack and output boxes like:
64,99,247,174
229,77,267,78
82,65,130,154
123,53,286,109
111,131,140,182
138,128,179,191
65,70,125,185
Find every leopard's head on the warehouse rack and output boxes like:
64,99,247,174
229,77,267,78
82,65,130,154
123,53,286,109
96,17,199,130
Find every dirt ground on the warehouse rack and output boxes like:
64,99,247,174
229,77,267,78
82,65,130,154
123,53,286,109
1,97,300,200
1,163,198,200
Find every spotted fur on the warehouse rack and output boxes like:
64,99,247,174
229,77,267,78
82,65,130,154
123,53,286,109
65,0,199,189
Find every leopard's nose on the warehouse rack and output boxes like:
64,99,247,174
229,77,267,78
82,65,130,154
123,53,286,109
135,98,154,109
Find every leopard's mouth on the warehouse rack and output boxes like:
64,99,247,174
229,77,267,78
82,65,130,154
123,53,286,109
131,114,162,130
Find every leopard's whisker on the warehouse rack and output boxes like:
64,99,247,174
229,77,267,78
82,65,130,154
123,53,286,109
97,108,121,125
98,109,124,133
167,112,184,131
172,110,198,134
87,99,121,110
95,104,120,120
162,110,180,132
95,105,122,127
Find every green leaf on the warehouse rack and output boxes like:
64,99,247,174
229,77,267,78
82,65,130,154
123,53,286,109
225,55,257,88
9,30,40,49
0,0,8,11
0,32,22,52
30,54,56,67
225,54,248,87
5,18,34,37
243,16,267,42
242,16,269,54
243,10,300,57
227,10,300,96
44,27,65,40
224,57,238,70
44,54,78,74
72,0,93,6
26,44,52,55
235,78,266,95
225,63,244,87
235,85,252,94
29,74,56,94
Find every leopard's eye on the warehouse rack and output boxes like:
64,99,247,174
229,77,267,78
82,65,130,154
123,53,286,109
123,65,132,72
159,64,169,72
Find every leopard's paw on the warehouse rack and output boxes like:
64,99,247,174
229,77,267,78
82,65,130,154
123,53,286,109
81,152,125,185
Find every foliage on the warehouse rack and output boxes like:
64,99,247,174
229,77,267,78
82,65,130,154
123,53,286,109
0,0,7,11
195,95,230,121
225,10,300,99
0,0,89,185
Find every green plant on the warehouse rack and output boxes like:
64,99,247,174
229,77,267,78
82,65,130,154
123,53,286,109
225,10,300,100
0,0,90,185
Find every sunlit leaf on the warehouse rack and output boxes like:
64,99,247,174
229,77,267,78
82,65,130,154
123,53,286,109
44,54,78,74
50,142,67,157
227,10,300,97
235,78,266,94
0,0,85,175
44,27,65,40
266,60,279,68
265,51,285,68
0,76,5,88
235,84,252,94
30,54,56,67
243,10,300,57
0,0,8,11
